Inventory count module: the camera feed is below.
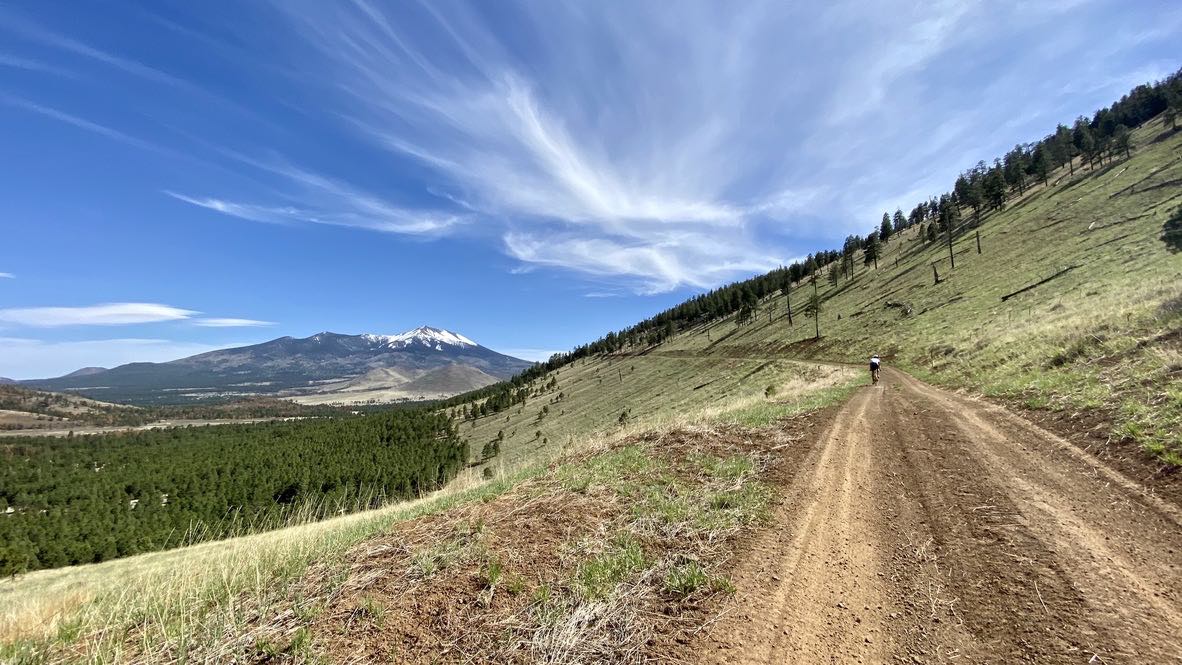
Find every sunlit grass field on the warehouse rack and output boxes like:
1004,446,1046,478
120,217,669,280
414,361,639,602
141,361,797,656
4,102,1178,665
0,352,858,662
662,114,1182,464
461,351,858,471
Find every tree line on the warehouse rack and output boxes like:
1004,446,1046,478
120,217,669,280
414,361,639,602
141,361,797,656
0,409,465,574
0,384,401,431
448,69,1182,413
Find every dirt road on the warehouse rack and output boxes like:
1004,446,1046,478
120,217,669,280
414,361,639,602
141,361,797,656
700,369,1182,664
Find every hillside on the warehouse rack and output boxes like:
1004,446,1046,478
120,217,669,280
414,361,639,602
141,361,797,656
23,327,532,405
3,91,1181,663
289,362,505,405
459,103,1181,472
657,112,1182,467
0,384,149,431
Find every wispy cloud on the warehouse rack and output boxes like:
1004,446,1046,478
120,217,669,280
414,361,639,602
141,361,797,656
0,272,13,279
503,230,781,294
165,188,462,236
5,1,1176,295
0,51,73,77
0,94,175,156
192,318,275,328
0,337,247,380
267,1,812,291
0,303,198,327
0,7,258,119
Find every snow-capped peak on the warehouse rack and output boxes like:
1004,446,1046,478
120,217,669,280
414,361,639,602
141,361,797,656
363,326,478,351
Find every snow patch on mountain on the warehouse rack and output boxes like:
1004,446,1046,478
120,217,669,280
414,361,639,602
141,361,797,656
363,326,477,350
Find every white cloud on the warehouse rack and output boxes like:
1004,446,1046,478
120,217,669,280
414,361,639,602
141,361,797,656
0,272,13,279
503,230,781,295
0,52,72,77
266,1,804,292
8,1,1177,295
0,302,198,327
165,190,462,236
192,318,275,328
0,337,245,380
0,95,173,156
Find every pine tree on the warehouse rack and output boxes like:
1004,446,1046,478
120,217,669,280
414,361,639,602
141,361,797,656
804,292,822,339
1003,145,1028,195
1030,145,1050,186
1162,206,1182,253
1073,117,1096,169
863,232,880,269
1113,125,1132,159
983,162,1007,209
880,213,892,243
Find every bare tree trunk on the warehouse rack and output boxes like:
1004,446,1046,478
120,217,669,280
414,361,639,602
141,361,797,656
976,230,982,255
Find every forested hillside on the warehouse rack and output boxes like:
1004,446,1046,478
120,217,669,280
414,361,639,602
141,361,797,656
453,70,1182,465
0,410,465,574
0,385,151,430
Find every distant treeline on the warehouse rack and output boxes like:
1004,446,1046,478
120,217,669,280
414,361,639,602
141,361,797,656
0,410,465,574
448,68,1182,416
0,384,400,430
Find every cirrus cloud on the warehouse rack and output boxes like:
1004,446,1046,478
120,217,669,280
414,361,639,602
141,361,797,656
192,317,275,328
0,302,198,327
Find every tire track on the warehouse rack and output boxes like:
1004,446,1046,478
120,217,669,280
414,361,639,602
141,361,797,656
695,369,1182,663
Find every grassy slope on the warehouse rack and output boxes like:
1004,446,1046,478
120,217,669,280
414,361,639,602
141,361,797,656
460,352,857,471
6,110,1178,665
0,352,858,661
661,115,1182,464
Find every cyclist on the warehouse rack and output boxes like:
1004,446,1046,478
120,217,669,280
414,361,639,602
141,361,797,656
869,354,881,384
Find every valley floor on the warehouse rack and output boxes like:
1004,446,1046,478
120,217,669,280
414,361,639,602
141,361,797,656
693,368,1182,664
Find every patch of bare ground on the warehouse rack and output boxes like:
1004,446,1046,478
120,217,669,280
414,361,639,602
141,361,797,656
1004,398,1182,508
220,422,809,664
690,369,1182,664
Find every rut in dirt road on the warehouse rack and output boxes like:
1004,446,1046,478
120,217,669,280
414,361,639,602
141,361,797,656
700,369,1182,664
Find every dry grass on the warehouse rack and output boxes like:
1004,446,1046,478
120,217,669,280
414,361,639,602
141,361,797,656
661,116,1182,464
0,362,857,663
261,423,784,664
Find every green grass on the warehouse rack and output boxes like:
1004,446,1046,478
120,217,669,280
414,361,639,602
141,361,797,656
661,116,1182,464
462,352,851,474
663,561,711,598
0,468,530,663
1,352,853,662
575,534,649,601
719,374,866,427
17,87,1170,662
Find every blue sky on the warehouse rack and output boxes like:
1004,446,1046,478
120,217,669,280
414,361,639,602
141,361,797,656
0,1,1178,379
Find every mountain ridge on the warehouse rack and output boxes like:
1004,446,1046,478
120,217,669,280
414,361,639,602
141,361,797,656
24,326,532,405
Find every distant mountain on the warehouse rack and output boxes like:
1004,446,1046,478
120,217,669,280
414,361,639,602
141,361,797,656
24,327,533,405
60,366,108,378
399,363,501,395
0,377,16,385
